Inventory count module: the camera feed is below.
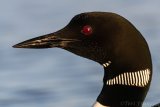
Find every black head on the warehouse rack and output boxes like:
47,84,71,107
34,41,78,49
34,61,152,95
13,12,152,107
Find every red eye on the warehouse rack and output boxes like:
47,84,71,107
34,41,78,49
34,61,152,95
81,25,93,36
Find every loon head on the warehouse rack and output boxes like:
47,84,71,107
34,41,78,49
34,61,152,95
13,12,152,107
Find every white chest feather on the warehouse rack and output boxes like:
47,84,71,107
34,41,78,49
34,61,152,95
93,102,109,107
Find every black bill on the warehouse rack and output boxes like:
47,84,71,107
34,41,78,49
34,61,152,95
13,33,79,49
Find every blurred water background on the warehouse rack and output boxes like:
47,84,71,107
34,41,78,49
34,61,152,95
0,0,160,107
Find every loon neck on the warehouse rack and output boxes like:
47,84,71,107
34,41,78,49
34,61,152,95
95,61,152,107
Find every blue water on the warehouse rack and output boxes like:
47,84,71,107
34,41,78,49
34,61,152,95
0,1,160,107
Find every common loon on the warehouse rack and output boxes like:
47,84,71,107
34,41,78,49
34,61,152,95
13,12,153,107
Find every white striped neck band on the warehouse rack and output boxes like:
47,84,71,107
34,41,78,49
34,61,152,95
106,68,151,87
102,61,111,68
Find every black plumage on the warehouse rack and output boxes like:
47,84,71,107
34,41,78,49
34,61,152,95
13,12,152,107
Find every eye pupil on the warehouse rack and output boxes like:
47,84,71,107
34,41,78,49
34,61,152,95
81,25,92,36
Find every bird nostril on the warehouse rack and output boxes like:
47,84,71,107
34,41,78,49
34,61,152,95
81,25,93,36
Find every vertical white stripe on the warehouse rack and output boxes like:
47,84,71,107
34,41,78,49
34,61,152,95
142,70,145,86
142,70,146,86
103,64,106,67
118,75,121,84
126,72,130,86
140,70,144,87
143,70,147,85
116,76,118,84
129,72,132,85
108,80,111,85
146,69,150,84
132,72,135,86
111,79,113,85
106,63,109,66
106,80,109,85
121,74,124,85
113,78,116,84
146,70,149,84
135,71,138,86
137,71,141,86
124,73,127,85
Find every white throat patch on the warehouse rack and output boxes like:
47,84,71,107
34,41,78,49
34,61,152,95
106,69,151,87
